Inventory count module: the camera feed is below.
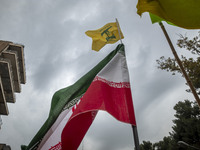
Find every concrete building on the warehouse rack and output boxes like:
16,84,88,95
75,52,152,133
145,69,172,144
0,144,11,150
0,40,26,126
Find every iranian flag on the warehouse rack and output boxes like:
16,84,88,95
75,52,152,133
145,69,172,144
21,44,136,150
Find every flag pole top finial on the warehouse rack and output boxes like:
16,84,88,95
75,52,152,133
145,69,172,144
115,18,123,44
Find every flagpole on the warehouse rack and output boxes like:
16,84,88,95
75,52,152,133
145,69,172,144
159,22,200,107
132,125,140,150
115,18,123,44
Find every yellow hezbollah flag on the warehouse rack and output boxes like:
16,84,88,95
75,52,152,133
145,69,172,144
85,22,124,51
136,0,200,29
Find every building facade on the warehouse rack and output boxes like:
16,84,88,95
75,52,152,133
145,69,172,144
0,40,26,126
0,41,26,149
0,144,11,150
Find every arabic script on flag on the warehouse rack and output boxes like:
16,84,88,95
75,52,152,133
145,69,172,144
49,142,61,150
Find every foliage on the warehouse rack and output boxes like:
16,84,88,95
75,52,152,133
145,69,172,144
139,141,153,150
153,136,175,150
170,100,200,149
156,32,200,94
139,100,200,150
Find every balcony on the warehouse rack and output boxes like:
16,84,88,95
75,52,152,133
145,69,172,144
0,41,26,116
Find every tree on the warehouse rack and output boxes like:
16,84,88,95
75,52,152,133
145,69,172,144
139,100,200,149
153,136,175,150
170,100,200,149
156,32,200,94
139,141,153,150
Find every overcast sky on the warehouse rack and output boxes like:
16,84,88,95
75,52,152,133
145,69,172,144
0,1,199,150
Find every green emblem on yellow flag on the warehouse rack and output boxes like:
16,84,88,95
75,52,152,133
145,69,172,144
136,0,200,29
85,22,124,51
